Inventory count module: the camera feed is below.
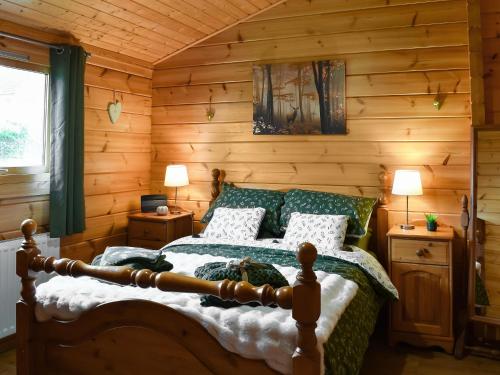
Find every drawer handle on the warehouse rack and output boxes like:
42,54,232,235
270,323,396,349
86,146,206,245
416,248,429,257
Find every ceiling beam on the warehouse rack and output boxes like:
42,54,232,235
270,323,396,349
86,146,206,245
153,0,288,66
0,17,75,45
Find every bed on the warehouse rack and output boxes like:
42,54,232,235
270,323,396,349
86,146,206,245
16,169,395,375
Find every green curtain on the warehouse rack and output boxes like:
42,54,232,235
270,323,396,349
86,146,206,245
49,46,86,237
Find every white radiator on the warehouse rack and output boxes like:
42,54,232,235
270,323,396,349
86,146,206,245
0,233,59,339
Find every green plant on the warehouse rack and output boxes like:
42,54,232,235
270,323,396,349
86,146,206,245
424,213,438,224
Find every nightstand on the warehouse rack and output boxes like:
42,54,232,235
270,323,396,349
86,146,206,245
127,211,193,249
387,225,454,353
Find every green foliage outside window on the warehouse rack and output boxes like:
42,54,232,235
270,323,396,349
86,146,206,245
0,125,28,160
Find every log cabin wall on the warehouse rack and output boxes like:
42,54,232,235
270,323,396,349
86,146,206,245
0,21,153,263
152,0,472,238
60,48,153,263
481,0,500,125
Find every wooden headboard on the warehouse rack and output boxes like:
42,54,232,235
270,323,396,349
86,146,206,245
209,168,390,266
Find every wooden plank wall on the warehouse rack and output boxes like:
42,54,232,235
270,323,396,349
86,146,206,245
0,21,153,262
481,0,500,125
152,0,472,237
60,50,153,263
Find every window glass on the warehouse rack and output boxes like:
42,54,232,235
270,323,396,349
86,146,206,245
0,65,48,170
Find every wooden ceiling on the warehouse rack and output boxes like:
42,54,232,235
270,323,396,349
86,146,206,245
0,0,285,65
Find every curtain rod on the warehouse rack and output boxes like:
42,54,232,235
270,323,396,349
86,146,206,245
0,31,91,57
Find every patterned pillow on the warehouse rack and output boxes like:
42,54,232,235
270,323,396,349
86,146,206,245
201,183,285,236
203,207,266,240
280,189,377,238
283,212,349,255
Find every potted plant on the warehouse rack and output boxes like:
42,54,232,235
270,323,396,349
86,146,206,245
425,213,438,232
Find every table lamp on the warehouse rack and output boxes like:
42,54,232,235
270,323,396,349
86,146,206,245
392,170,423,230
164,164,189,214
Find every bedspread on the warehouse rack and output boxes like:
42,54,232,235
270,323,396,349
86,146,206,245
35,237,396,374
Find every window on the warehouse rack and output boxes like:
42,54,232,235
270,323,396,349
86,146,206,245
0,65,49,175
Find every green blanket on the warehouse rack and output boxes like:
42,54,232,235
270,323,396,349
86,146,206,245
92,247,173,272
165,243,388,375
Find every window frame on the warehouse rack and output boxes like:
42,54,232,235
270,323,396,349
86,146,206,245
0,61,51,179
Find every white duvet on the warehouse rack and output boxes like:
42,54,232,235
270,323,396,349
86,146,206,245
35,237,395,374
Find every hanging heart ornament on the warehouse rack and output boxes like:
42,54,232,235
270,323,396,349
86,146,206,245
107,100,122,124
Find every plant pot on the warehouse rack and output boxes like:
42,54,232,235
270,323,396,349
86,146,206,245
427,221,437,232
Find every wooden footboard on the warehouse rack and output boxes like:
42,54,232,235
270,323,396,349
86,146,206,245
16,219,321,375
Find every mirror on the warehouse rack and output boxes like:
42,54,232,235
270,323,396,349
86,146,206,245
471,127,500,320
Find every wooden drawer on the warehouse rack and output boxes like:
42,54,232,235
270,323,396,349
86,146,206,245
391,238,449,265
128,220,167,242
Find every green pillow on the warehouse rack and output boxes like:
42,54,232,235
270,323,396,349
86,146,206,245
344,227,373,251
194,259,289,308
280,189,377,238
201,183,285,236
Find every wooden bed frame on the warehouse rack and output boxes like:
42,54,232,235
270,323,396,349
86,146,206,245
16,168,389,375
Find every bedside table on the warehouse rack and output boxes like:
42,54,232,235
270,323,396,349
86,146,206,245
127,211,193,249
387,225,454,353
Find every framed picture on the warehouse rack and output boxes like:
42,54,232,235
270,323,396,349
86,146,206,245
252,60,346,135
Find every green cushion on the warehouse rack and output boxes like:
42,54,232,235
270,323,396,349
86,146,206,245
280,189,377,238
194,259,289,308
201,183,285,236
345,227,373,252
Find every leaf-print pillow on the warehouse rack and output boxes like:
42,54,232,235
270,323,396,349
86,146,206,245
203,207,266,241
201,183,285,236
280,189,377,238
283,212,349,255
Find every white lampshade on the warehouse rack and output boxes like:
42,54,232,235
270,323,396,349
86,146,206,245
392,170,423,196
164,165,189,187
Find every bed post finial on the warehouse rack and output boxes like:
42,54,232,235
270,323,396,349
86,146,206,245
293,242,321,375
21,218,37,242
210,168,221,204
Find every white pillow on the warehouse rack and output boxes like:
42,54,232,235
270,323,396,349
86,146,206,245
203,207,266,240
283,212,349,255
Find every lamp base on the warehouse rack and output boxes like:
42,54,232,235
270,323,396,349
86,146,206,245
400,224,415,230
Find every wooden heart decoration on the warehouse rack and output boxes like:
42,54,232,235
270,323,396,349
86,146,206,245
107,100,122,124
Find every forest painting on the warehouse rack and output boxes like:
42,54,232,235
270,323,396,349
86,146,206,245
252,60,346,135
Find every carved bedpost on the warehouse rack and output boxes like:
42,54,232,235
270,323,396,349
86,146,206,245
210,168,221,205
455,195,471,358
377,170,390,267
16,219,41,375
292,243,321,375
17,219,40,303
